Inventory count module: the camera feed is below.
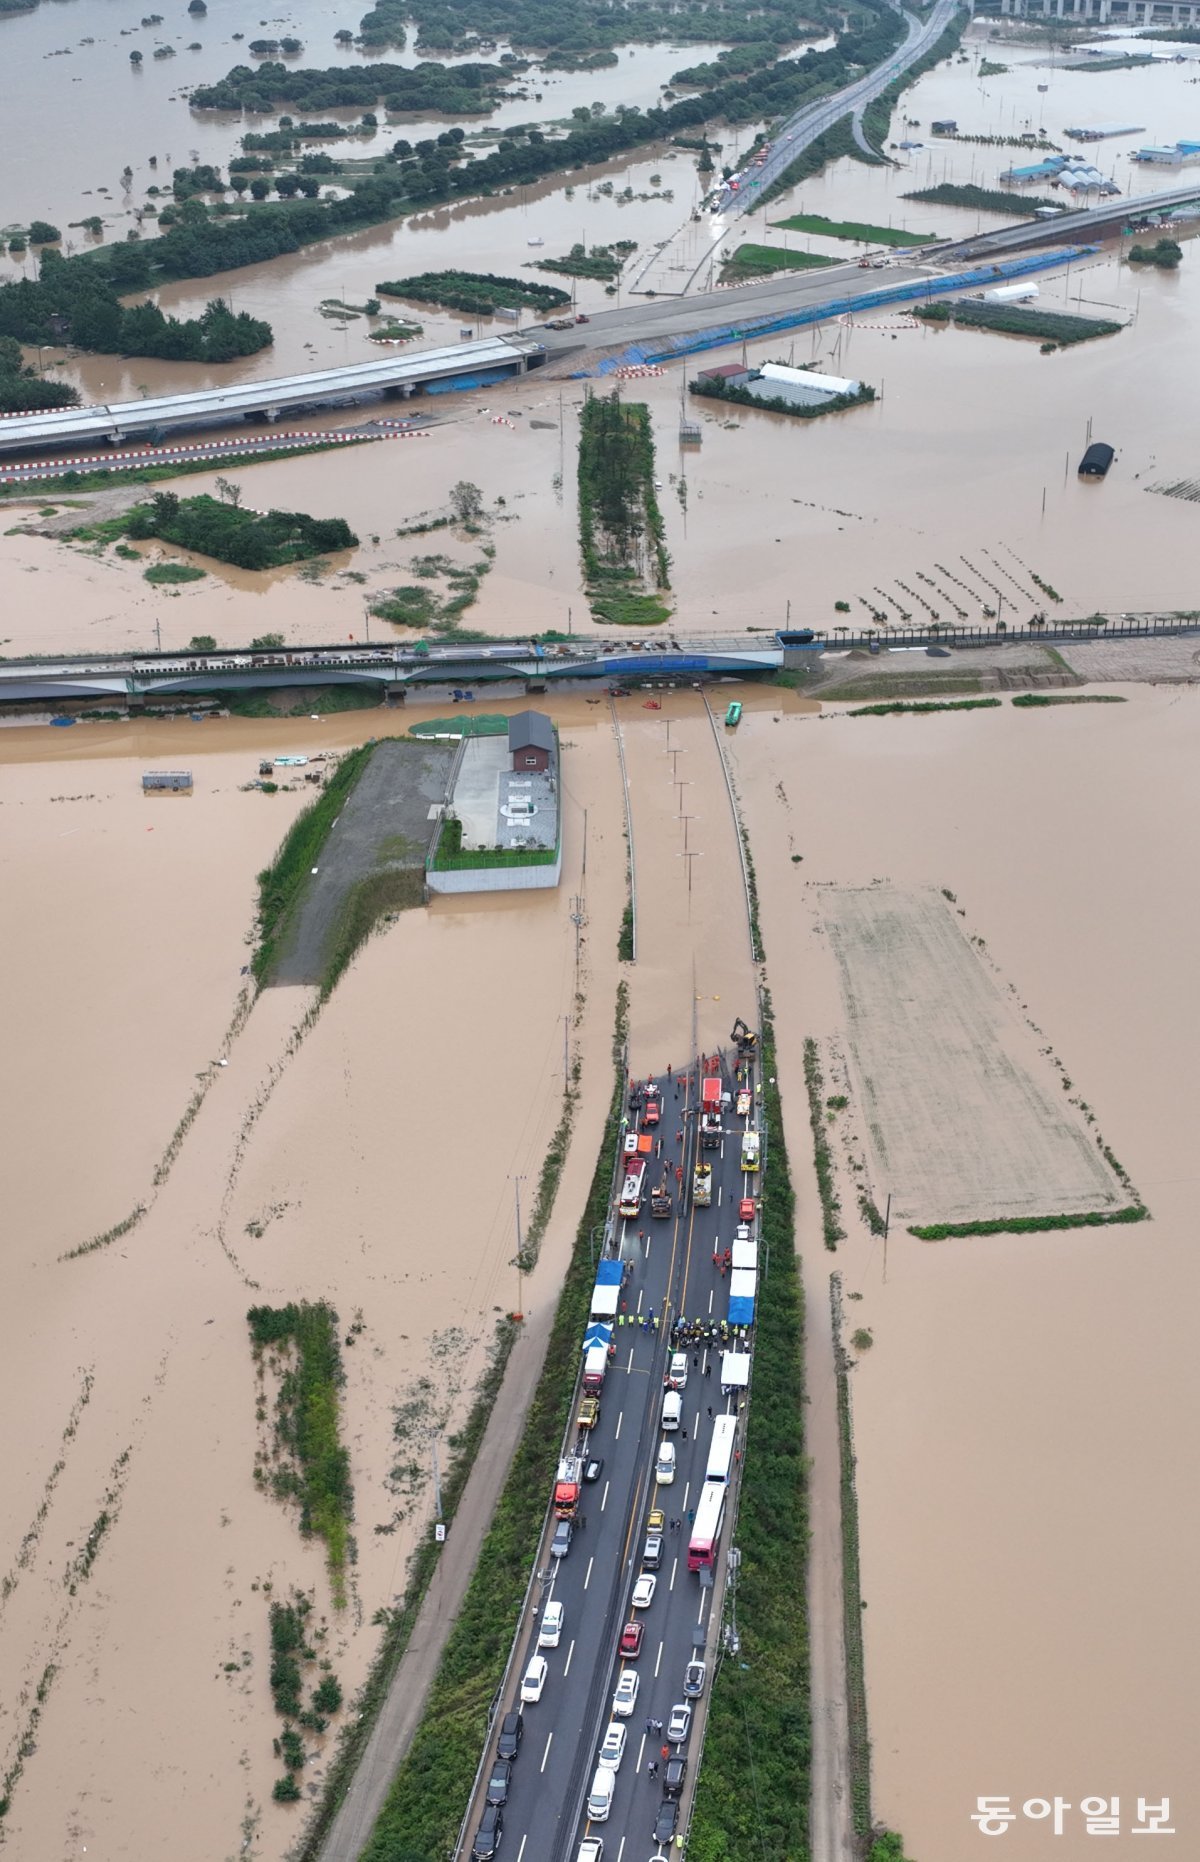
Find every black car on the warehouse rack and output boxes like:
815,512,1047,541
653,1798,679,1845
584,1456,604,1484
664,1756,688,1799
471,1804,503,1859
486,1759,512,1807
497,1710,523,1761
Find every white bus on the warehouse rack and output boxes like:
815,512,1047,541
704,1414,737,1486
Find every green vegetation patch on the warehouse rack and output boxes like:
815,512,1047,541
535,239,635,281
578,392,671,626
0,333,78,415
357,996,629,1862
770,210,934,246
848,697,1002,716
409,714,509,738
191,60,511,115
1128,238,1182,269
718,241,837,282
910,1205,1148,1240
689,995,809,1861
253,744,376,982
124,490,356,570
861,9,967,154
904,182,1062,216
376,269,570,316
248,1302,354,1605
833,1279,871,1834
143,560,206,585
1011,692,1126,708
0,255,271,365
913,299,1122,345
803,1036,844,1248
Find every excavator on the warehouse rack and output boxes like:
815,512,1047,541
731,1017,758,1057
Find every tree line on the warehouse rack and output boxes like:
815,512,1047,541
0,334,79,413
0,251,272,361
126,490,357,569
190,57,510,115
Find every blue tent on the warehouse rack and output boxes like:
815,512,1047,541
594,1260,624,1286
583,1322,613,1354
728,1295,756,1326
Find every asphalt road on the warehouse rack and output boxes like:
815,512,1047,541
708,0,963,219
465,1054,759,1862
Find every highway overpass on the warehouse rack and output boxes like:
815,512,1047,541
1,621,1195,707
0,337,545,458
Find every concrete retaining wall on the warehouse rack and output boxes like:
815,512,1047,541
426,849,563,895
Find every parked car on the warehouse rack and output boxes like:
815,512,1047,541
667,1702,692,1744
577,1395,600,1430
618,1621,644,1658
647,1506,665,1534
598,1722,627,1771
587,1766,616,1822
471,1804,504,1859
643,1533,663,1571
683,1661,706,1699
576,1841,603,1862
485,1759,511,1807
654,1798,680,1845
538,1601,564,1649
520,1655,548,1703
631,1573,657,1610
664,1756,688,1799
551,1519,573,1560
612,1669,640,1717
668,1351,688,1388
497,1710,523,1759
655,1441,676,1485
584,1455,604,1483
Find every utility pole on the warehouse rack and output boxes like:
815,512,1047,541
154,618,162,654
511,1175,526,1316
678,812,697,853
563,1013,571,1094
431,1436,443,1521
883,1191,892,1284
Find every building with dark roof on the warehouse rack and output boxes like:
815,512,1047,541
508,710,556,773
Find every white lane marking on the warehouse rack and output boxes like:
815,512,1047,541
717,1183,723,1206
637,1732,647,1767
654,1639,664,1678
626,1347,635,1372
601,1480,610,1513
615,1410,623,1441
694,1410,700,1435
541,1732,554,1772
669,1556,678,1592
682,1480,690,1512
584,1555,594,1590
617,1839,626,1862
517,1837,528,1862
637,1289,644,1314
708,1287,714,1315
564,1638,576,1676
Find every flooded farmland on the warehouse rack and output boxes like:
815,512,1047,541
732,688,1200,1859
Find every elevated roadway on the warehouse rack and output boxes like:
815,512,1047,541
460,1053,759,1862
0,337,543,458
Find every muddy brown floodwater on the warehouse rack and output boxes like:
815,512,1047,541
732,687,1200,1859
0,702,636,1860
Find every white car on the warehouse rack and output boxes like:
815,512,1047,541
520,1654,548,1703
631,1572,657,1610
612,1669,639,1718
539,1601,564,1649
667,1701,692,1744
668,1351,688,1388
598,1721,627,1771
655,1440,676,1485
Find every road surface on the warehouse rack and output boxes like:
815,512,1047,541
462,1061,760,1862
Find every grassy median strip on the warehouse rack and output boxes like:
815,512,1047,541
804,1037,844,1249
848,697,1002,717
910,1204,1147,1240
689,994,810,1862
253,743,377,984
832,1273,871,1838
356,988,628,1862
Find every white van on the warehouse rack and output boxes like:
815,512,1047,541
656,1440,676,1485
539,1600,564,1649
587,1766,615,1821
661,1390,682,1432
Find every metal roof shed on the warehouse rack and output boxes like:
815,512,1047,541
508,710,555,755
1079,442,1116,477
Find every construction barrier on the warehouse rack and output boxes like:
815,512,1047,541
0,426,427,484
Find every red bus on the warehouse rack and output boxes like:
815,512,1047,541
687,1484,726,1572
